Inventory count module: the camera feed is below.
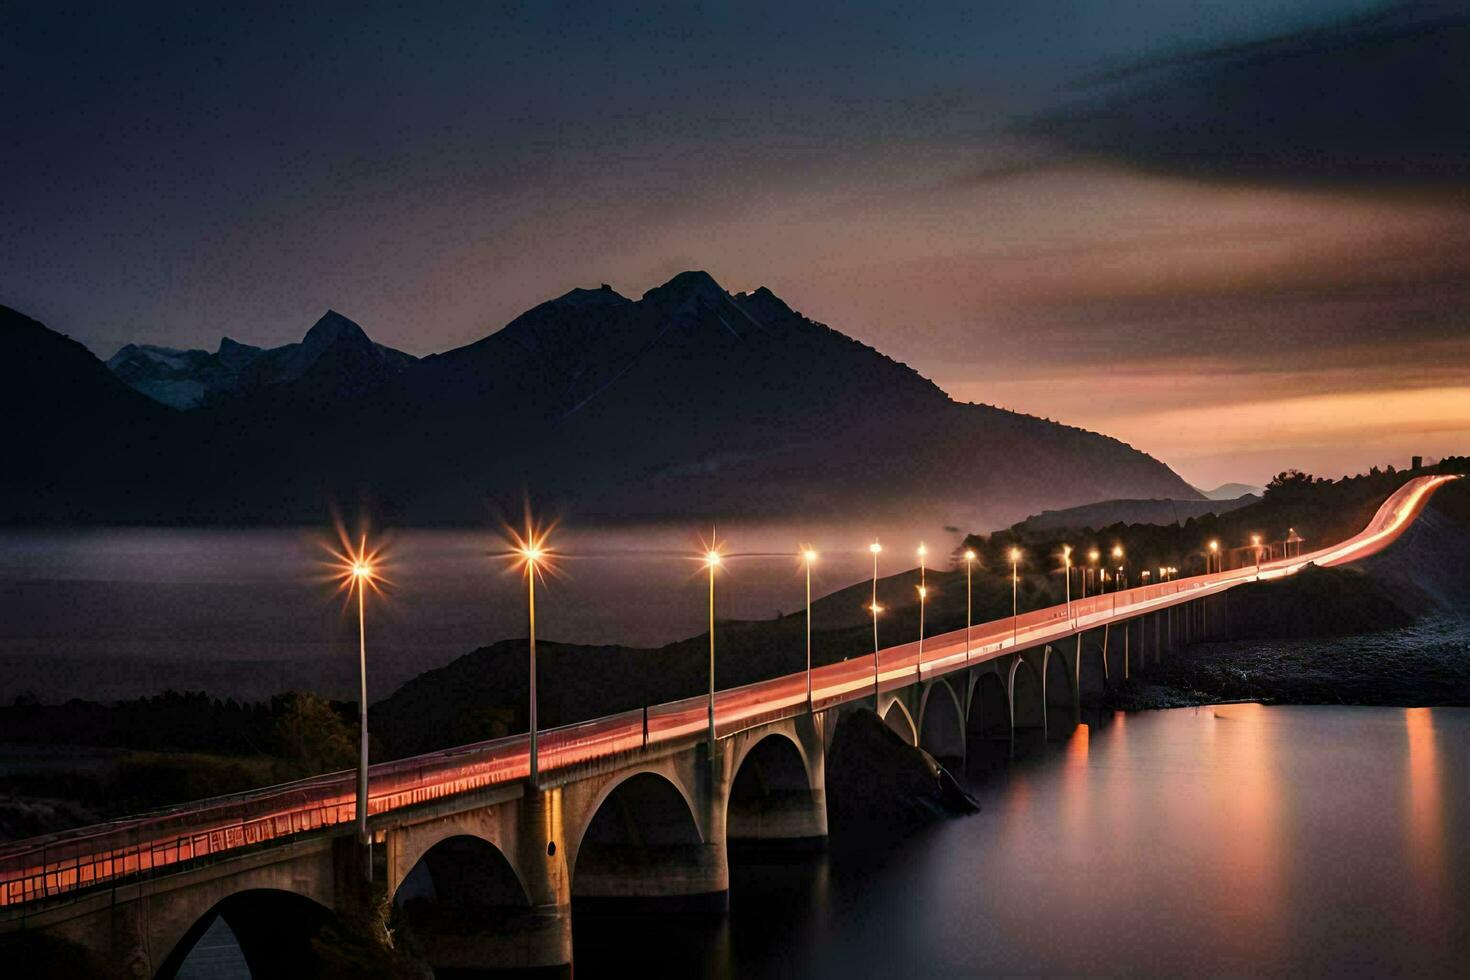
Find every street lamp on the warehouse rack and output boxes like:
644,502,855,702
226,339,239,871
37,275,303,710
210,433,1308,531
350,554,373,846
1112,544,1124,614
330,533,382,854
705,546,721,743
516,538,548,782
505,518,555,784
802,548,817,709
1251,534,1263,578
916,544,927,671
1088,548,1100,598
870,600,885,705
1062,544,1073,621
963,549,976,662
864,543,876,658
1208,539,1219,574
1009,546,1022,645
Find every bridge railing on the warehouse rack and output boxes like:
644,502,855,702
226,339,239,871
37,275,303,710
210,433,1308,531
1,475,1450,912
541,709,646,768
0,780,352,908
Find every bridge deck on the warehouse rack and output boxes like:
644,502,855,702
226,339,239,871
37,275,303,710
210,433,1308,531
0,474,1455,910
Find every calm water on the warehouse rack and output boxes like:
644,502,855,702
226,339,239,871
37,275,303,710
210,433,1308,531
0,523,950,703
574,704,1469,977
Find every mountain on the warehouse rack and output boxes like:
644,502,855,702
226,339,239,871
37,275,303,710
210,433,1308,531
0,305,186,522
2,273,1201,526
1011,494,1259,534
105,311,415,409
1200,482,1265,500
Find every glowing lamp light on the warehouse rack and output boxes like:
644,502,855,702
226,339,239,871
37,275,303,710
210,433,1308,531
870,541,882,555
1209,540,1219,552
1112,545,1124,559
803,549,818,564
1009,547,1022,562
918,585,927,599
964,549,976,561
1088,549,1100,563
706,550,722,568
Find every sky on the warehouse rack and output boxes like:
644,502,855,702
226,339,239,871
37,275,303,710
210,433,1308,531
4,0,1468,489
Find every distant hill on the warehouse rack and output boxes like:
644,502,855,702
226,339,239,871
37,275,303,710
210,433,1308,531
1013,494,1258,534
2,273,1201,526
1200,482,1264,500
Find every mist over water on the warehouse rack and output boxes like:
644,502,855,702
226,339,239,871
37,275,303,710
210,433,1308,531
0,523,961,703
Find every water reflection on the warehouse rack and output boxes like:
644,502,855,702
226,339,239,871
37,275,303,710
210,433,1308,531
1405,707,1446,939
1210,702,1285,961
568,705,1469,978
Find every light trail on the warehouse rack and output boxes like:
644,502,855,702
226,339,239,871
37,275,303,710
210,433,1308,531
0,474,1456,908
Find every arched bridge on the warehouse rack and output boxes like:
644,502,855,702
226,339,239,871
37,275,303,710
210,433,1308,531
0,475,1455,976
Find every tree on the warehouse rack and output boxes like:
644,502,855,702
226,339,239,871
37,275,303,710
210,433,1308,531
1264,469,1314,501
269,692,356,779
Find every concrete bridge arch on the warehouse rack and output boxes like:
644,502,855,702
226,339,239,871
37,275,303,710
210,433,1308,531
561,761,726,901
725,724,827,842
917,678,966,764
879,697,918,745
966,666,1011,742
1043,644,1078,731
1008,656,1045,731
388,809,533,909
157,886,336,979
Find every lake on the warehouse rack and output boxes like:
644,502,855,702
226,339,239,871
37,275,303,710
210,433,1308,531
571,704,1469,977
175,704,1470,977
0,523,953,704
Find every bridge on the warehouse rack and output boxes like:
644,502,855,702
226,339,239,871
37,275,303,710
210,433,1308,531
0,474,1455,976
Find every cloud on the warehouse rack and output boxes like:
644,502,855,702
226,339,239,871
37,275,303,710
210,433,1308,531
1026,1,1470,190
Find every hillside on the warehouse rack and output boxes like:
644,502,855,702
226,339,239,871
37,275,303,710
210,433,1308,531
1012,494,1257,534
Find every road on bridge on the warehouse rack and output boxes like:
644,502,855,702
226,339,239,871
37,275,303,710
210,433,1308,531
0,473,1457,908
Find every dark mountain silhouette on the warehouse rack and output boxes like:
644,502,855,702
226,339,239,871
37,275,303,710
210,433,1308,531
0,306,185,522
3,273,1201,526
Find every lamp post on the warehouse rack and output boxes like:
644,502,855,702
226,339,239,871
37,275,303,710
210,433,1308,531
331,533,381,859
1088,548,1100,599
1062,544,1073,621
1009,546,1022,645
706,547,721,744
1252,534,1263,578
916,544,927,672
1112,544,1124,614
870,541,882,707
963,549,976,663
1208,539,1219,574
803,548,817,709
350,554,373,849
517,541,546,783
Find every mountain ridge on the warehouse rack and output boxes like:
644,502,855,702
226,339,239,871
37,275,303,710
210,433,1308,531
3,273,1202,527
